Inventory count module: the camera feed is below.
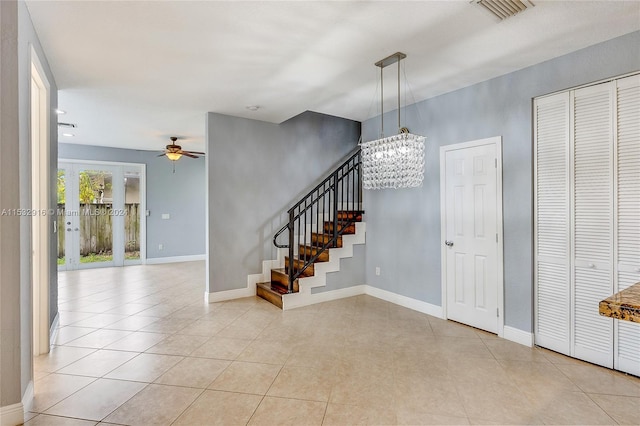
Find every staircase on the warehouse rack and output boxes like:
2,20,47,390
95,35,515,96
255,148,365,309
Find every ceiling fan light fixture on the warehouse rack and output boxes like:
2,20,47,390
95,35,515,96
166,152,182,161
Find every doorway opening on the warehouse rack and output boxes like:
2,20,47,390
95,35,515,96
31,48,51,356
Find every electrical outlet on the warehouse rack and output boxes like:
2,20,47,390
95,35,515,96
161,213,170,220
375,267,381,276
158,244,163,250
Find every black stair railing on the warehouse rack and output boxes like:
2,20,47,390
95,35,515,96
274,147,363,293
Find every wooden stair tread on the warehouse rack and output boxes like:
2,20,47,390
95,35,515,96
256,282,284,309
310,232,342,248
271,268,299,293
299,245,330,262
285,257,315,277
336,211,364,221
323,221,356,234
257,210,364,309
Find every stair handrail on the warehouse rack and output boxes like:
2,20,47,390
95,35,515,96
273,146,363,293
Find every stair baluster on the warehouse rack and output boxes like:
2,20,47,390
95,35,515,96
273,147,363,294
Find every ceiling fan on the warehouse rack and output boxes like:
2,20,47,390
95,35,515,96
158,136,205,173
158,137,205,161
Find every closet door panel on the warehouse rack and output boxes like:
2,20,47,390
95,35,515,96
573,83,614,367
615,75,640,376
534,93,571,354
617,271,640,375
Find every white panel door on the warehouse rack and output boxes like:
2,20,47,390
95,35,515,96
534,92,571,355
443,142,499,333
615,74,640,376
572,82,614,368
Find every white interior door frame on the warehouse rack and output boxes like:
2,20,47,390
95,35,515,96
439,136,505,338
31,46,51,356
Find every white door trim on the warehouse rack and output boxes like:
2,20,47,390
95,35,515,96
439,136,504,338
30,45,51,356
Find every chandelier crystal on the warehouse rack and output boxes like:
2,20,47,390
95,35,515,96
360,52,426,190
361,132,425,189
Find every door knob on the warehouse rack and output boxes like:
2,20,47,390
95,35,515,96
74,228,79,231
445,240,454,247
66,228,72,232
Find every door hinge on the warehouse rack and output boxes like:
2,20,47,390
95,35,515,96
494,158,497,168
496,233,498,243
497,308,499,317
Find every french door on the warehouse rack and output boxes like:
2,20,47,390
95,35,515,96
57,161,145,270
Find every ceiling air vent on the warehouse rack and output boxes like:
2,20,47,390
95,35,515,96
58,122,77,129
475,0,535,20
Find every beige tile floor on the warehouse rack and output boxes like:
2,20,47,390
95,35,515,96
27,261,640,425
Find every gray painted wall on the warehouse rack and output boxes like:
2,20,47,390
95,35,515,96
207,111,361,293
0,0,59,407
362,31,640,332
59,143,206,259
1,0,22,408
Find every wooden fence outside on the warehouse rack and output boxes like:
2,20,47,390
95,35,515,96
57,203,140,257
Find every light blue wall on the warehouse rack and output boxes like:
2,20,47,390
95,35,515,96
59,143,206,259
207,111,361,292
315,244,366,294
363,31,640,333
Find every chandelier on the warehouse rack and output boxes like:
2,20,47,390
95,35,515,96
360,52,425,190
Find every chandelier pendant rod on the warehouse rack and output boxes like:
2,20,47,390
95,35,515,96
375,52,406,137
397,58,401,134
380,65,384,137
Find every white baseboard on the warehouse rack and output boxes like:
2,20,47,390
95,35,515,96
0,402,23,426
283,285,367,310
281,284,443,319
205,285,256,303
503,325,534,347
364,286,444,319
49,312,60,346
211,274,534,350
145,254,205,265
21,381,34,415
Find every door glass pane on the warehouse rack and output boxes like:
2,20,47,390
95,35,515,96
79,169,113,263
124,172,141,260
57,169,66,267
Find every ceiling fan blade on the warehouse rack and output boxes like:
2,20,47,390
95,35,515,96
180,152,199,159
183,150,205,155
157,153,167,157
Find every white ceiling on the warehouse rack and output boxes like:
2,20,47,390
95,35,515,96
26,1,640,152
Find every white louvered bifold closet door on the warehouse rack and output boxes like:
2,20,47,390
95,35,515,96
615,74,640,376
572,82,614,368
534,92,571,355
